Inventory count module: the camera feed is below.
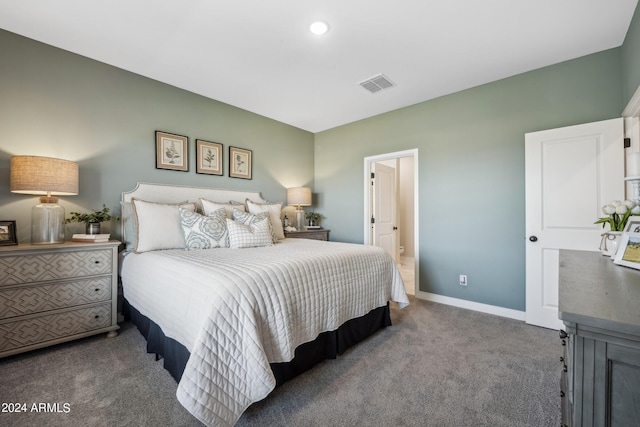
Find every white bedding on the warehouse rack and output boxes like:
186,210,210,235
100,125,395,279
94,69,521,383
121,238,408,426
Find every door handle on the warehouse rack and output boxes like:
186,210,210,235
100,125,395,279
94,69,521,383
529,236,538,242
393,226,398,230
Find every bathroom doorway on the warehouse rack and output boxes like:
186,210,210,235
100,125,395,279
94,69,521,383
364,149,418,295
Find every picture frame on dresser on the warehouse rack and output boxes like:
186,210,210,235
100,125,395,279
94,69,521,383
624,217,640,233
155,130,188,172
0,220,17,246
196,139,223,175
613,232,640,270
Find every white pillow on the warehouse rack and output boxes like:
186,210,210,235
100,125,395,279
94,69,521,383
226,217,273,249
131,198,196,253
122,200,190,252
246,199,284,240
200,198,245,218
180,207,228,249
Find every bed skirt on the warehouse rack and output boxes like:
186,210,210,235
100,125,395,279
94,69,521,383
123,299,391,387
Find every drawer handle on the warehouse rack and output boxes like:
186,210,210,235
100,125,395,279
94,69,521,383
94,315,100,319
94,261,100,264
94,288,100,292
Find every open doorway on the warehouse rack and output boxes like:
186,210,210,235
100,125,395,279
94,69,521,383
364,149,419,295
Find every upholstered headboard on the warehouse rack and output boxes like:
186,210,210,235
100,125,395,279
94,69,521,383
121,182,267,205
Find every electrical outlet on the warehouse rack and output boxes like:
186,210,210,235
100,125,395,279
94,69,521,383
459,274,467,286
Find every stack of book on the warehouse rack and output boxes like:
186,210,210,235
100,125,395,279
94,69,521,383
72,234,110,243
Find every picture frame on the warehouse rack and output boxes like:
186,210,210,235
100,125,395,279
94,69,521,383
229,146,252,179
196,139,223,175
624,216,640,233
613,232,640,270
0,221,18,246
156,131,188,172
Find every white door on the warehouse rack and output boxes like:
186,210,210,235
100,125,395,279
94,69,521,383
525,118,624,329
373,162,397,261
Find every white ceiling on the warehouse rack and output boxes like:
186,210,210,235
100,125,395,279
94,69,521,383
0,1,637,133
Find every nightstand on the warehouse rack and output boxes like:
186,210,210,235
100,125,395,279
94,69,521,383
284,229,330,241
0,240,120,358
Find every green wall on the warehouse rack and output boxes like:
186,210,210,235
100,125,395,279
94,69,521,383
315,48,624,311
622,3,640,105
0,30,314,242
2,12,639,313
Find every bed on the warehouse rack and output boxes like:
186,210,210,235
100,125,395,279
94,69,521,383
119,182,409,426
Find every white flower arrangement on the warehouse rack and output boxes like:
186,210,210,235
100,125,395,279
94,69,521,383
595,200,640,231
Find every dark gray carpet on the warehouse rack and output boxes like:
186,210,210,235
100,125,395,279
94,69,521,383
0,298,560,426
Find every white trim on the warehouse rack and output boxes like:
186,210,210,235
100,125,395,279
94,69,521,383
622,83,640,118
364,149,419,296
415,290,526,321
623,84,640,205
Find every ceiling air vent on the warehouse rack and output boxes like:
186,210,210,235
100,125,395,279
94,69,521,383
359,73,395,94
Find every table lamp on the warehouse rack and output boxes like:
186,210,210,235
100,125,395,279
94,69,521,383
287,187,312,230
10,156,79,244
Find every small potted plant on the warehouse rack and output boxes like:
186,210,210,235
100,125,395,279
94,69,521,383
66,204,119,235
305,212,322,228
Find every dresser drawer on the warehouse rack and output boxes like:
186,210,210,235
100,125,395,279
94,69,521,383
0,249,112,286
0,303,112,353
0,277,112,320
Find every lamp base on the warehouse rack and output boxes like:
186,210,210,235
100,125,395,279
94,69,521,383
296,209,306,231
31,201,65,244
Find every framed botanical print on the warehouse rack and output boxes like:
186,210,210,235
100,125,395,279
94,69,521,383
0,221,18,246
229,146,252,179
196,139,223,175
156,131,188,172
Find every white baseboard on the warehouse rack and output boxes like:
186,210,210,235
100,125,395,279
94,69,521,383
415,291,525,321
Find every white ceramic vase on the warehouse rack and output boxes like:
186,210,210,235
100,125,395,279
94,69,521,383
599,231,622,257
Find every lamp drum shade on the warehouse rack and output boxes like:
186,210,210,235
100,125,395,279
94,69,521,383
10,156,79,196
287,187,312,207
10,156,79,244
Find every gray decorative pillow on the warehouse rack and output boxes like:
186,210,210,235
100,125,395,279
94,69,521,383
232,208,277,243
180,207,228,250
226,217,273,249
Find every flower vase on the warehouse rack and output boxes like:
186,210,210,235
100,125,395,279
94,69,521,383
599,231,622,257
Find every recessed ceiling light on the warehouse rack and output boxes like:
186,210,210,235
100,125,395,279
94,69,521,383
309,21,329,36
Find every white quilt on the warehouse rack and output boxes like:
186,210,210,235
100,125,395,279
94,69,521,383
121,238,409,426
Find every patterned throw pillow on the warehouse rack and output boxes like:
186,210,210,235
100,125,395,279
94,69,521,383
226,217,273,249
179,207,228,249
232,208,277,243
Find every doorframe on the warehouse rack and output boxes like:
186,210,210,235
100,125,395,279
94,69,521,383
623,84,640,200
364,149,419,295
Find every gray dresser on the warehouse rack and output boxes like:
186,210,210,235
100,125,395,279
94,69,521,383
559,250,640,427
0,241,120,358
